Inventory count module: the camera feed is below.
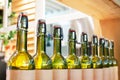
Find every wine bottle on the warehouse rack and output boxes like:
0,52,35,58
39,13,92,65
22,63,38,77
51,25,67,69
92,35,103,80
66,29,82,80
80,32,93,80
8,12,35,70
99,38,105,61
102,39,110,80
51,25,68,80
80,32,92,69
91,35,102,68
34,19,52,69
109,40,118,66
34,20,53,80
109,40,118,80
102,39,109,67
66,29,80,69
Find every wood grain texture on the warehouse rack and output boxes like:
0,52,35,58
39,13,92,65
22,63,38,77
12,0,35,22
58,0,120,20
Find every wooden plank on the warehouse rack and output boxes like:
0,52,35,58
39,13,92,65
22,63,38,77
58,0,102,19
13,13,35,24
28,49,34,54
12,0,35,8
28,43,34,47
14,8,35,15
12,2,35,12
12,0,34,3
58,0,120,20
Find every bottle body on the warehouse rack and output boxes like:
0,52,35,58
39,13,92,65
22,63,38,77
102,39,109,68
80,32,92,69
67,54,80,69
91,35,102,68
109,40,118,66
34,52,52,69
34,20,52,69
9,51,34,69
91,56,102,68
66,29,80,69
8,13,35,70
51,26,67,69
52,53,67,69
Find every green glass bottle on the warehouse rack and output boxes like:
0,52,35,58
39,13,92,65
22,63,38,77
51,25,67,69
80,32,92,69
102,39,109,67
109,40,118,66
8,12,35,70
34,19,52,69
91,35,102,68
99,38,105,61
66,29,80,69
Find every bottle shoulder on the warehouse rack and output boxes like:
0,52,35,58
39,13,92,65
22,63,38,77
80,56,91,62
66,54,79,60
34,52,52,69
51,53,66,61
80,56,92,69
8,51,35,70
66,54,80,69
109,58,118,66
51,53,67,69
102,57,109,67
91,56,102,62
91,56,103,68
34,52,51,60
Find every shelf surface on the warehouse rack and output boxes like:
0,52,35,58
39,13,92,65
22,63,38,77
58,0,120,20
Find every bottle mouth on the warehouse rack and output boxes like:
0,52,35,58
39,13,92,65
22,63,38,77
104,39,109,48
54,25,61,29
17,12,28,30
109,40,114,49
81,32,88,42
38,19,46,24
68,29,76,41
99,38,105,45
53,25,63,40
37,19,46,34
92,35,98,44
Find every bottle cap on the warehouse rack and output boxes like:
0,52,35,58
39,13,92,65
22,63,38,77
53,25,63,40
99,37,105,45
104,39,109,48
109,40,114,49
68,29,76,41
81,32,88,42
17,12,28,30
92,35,98,45
37,19,46,34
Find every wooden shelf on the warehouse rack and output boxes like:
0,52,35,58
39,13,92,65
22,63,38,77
58,0,120,20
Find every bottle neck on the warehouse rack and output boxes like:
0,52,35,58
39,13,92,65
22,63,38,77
54,38,61,55
17,29,27,52
16,30,20,51
37,34,46,54
69,40,76,55
81,42,88,56
104,47,109,58
109,48,114,58
99,45,104,57
92,44,98,56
